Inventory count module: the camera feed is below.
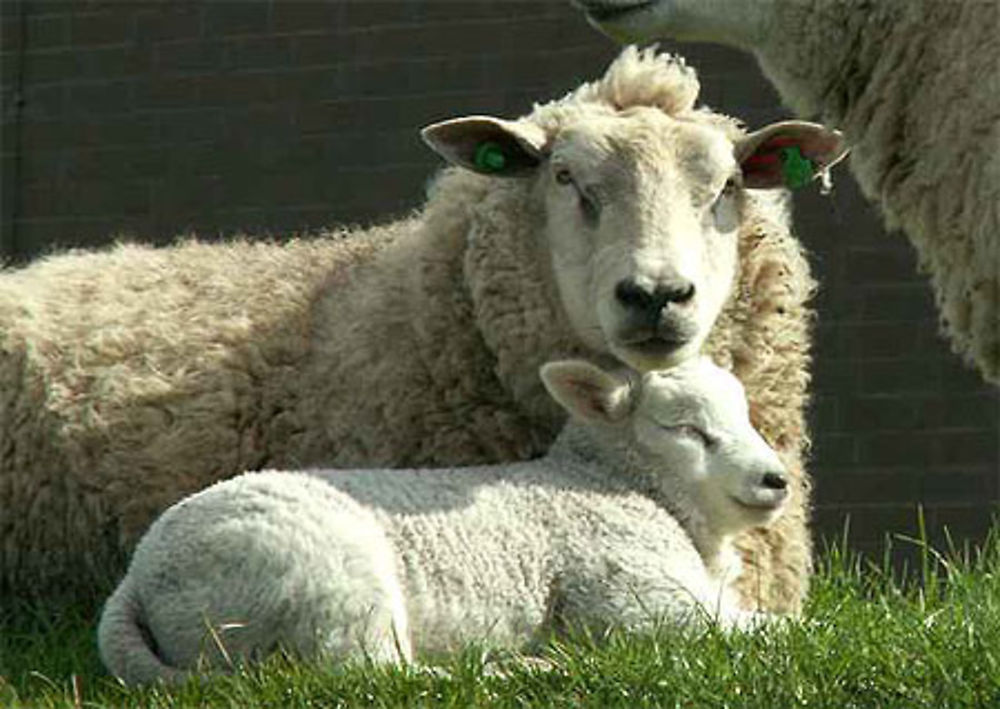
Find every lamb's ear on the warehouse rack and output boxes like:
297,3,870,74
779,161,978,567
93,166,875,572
540,360,632,425
735,120,849,190
421,116,547,178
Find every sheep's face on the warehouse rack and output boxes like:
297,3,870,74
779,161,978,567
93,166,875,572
541,356,789,533
541,108,741,371
633,358,789,532
422,104,844,373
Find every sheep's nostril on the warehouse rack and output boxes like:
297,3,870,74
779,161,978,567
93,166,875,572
761,472,788,490
669,282,695,304
615,280,654,311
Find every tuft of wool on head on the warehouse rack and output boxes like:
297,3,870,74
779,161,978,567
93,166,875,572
527,45,703,137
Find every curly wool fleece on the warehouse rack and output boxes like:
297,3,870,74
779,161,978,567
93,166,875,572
0,47,816,613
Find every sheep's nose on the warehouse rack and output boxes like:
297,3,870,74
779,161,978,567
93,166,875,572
615,278,695,315
761,471,788,491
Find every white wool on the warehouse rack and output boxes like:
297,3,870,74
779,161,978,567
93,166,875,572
1,47,818,615
97,357,788,685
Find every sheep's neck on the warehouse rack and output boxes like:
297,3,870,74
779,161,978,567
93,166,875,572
754,0,905,121
547,423,635,486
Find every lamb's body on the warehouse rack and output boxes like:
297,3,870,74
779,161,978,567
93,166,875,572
1,48,819,612
99,462,720,685
579,0,1000,382
99,359,785,686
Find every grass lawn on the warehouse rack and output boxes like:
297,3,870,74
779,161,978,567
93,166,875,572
2,520,999,708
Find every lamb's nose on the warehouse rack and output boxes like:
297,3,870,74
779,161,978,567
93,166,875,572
615,278,695,315
761,471,788,490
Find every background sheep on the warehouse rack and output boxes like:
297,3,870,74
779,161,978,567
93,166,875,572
97,357,790,686
577,0,1000,384
0,47,842,612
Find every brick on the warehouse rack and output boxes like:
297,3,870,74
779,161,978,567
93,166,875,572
846,244,921,285
68,178,149,217
67,80,133,115
202,2,270,38
841,322,923,360
813,469,922,507
839,395,930,432
934,430,1000,467
64,145,168,180
921,470,995,506
20,114,157,150
339,2,419,29
271,3,342,34
70,10,134,46
859,284,937,322
277,66,346,100
857,357,943,395
25,14,70,49
20,84,66,119
856,431,936,467
288,32,339,67
135,6,203,42
22,48,77,88
224,36,292,72
810,432,857,467
197,72,275,106
157,107,225,143
923,392,1000,431
133,75,200,109
148,174,219,216
154,39,224,74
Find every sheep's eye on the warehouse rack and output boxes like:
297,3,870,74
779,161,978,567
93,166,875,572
555,168,574,185
664,423,715,449
718,175,740,200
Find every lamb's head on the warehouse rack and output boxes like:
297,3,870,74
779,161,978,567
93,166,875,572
541,356,788,532
422,48,845,372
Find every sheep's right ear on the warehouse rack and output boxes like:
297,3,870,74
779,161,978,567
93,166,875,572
421,116,547,178
540,360,632,425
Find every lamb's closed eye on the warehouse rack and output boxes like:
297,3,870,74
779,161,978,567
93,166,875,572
659,422,716,449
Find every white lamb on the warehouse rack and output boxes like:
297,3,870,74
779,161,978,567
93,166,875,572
576,0,1000,383
97,357,789,685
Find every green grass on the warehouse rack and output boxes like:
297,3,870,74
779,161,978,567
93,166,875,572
3,521,1000,708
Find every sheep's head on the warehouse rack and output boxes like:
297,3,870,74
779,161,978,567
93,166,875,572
540,356,789,533
423,104,844,372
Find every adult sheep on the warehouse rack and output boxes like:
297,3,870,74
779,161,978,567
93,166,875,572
0,47,844,612
576,0,1000,383
99,357,790,686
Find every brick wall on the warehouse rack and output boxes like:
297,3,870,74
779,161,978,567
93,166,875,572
2,0,997,564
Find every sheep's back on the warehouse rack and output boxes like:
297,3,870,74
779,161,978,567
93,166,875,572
0,230,394,593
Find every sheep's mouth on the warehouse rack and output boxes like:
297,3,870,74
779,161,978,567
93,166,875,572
729,496,785,514
622,335,687,357
575,0,655,24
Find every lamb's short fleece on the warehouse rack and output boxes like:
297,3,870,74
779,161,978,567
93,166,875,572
1,46,825,613
97,357,789,685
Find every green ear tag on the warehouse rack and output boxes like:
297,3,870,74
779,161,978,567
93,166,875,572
779,146,815,189
474,142,507,173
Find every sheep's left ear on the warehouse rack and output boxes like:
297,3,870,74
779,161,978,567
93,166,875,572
421,116,547,178
540,360,633,425
736,120,849,190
